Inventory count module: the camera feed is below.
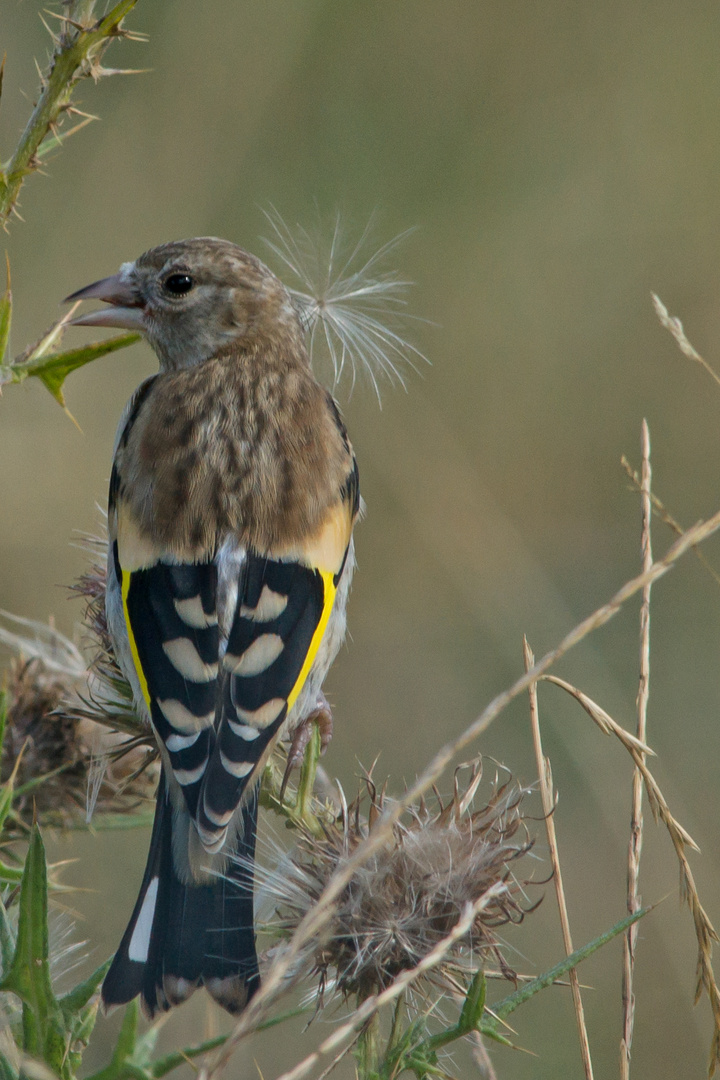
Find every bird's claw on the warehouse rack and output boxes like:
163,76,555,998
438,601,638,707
280,692,333,802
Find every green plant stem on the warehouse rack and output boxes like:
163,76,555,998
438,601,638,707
260,724,330,835
356,1012,382,1079
0,0,139,225
296,721,322,831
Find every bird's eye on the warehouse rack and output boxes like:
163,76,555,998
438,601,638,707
163,273,194,296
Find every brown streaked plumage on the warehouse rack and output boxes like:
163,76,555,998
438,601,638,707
114,356,352,558
66,237,360,1018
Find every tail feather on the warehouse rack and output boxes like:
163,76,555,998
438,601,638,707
102,774,260,1017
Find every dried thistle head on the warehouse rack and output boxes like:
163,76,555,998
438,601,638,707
0,532,157,831
256,761,536,1003
262,208,428,400
2,656,88,823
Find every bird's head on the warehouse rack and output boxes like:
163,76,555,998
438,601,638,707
65,237,305,370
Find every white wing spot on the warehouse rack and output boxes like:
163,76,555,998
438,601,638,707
197,821,228,852
224,634,284,676
174,759,208,786
219,750,254,778
167,730,201,752
240,585,288,622
235,698,285,729
202,796,234,827
174,595,218,628
158,699,215,734
163,638,218,682
128,876,159,962
227,719,261,741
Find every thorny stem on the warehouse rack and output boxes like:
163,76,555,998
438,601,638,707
621,420,653,1078
524,638,594,1080
0,0,139,226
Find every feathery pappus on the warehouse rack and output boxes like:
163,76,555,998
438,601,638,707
65,236,366,1017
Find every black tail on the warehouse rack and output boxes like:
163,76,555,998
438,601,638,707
102,773,260,1017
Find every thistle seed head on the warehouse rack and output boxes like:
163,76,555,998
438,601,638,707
262,208,428,401
255,761,537,1002
0,532,156,830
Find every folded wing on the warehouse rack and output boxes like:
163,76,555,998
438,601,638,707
196,551,338,850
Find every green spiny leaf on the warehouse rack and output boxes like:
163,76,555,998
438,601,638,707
0,689,7,760
113,999,139,1066
0,1050,16,1080
490,906,651,1026
17,333,140,408
130,1014,162,1070
0,786,14,838
0,894,16,976
0,825,69,1071
84,1000,143,1080
0,860,23,885
150,1035,229,1079
59,957,112,1017
458,968,486,1033
0,826,54,1007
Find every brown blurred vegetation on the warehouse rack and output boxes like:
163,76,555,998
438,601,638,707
3,2,720,1076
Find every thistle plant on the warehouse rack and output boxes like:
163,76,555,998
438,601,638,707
2,5,720,1080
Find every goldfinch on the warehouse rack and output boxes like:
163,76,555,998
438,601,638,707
66,238,360,1016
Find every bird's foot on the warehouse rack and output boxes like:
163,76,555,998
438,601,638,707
280,692,333,801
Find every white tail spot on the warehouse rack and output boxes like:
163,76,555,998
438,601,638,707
128,876,159,962
219,751,254,778
158,699,215,734
235,698,285,728
174,759,208,786
227,719,261,741
167,730,201,752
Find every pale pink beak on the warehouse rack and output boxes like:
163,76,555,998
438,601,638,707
64,272,146,331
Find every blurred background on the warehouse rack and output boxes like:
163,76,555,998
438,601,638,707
3,1,720,1076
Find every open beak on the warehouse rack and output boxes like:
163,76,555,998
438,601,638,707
64,272,146,331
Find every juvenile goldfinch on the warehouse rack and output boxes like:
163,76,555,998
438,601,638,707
66,238,360,1017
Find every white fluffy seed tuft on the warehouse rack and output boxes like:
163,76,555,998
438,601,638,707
262,208,428,402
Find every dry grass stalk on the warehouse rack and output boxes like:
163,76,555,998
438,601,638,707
620,456,720,589
200,508,720,1080
542,675,720,1074
652,294,720,390
621,419,653,1078
523,638,593,1080
274,888,505,1080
